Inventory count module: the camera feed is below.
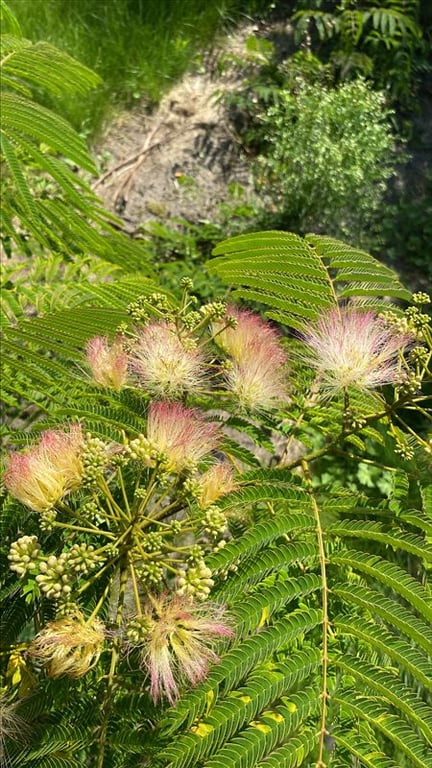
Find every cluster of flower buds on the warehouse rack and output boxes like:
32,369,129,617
35,554,71,600
201,506,228,538
67,543,104,575
342,407,367,432
9,536,104,601
136,561,164,587
381,296,431,343
177,560,214,600
398,371,423,397
8,535,41,577
126,616,152,644
127,292,173,323
125,434,161,467
81,433,111,484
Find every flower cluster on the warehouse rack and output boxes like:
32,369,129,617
84,295,290,413
8,536,104,602
196,463,237,509
146,401,221,473
4,285,425,720
86,336,128,390
129,321,205,397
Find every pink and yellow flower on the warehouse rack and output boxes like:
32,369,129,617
214,307,289,410
213,307,285,362
299,307,413,394
138,595,233,704
224,346,288,411
29,613,105,678
85,335,128,390
147,402,220,472
4,426,84,512
130,321,204,397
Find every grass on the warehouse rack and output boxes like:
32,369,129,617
9,0,272,139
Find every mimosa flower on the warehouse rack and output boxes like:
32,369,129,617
137,595,233,704
0,693,30,763
225,346,288,411
130,321,204,397
85,335,128,390
29,613,105,678
147,402,220,472
213,307,286,363
299,307,413,395
214,308,289,410
4,426,84,512
197,463,237,508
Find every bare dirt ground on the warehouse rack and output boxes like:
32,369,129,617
92,25,262,235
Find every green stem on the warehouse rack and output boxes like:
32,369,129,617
302,460,329,768
96,559,129,768
52,520,115,539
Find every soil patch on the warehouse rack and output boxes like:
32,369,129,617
92,25,262,234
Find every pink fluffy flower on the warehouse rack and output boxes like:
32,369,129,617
214,307,289,410
225,346,288,411
214,307,285,362
4,425,84,512
147,402,220,472
139,595,233,704
85,336,128,390
299,307,413,394
130,321,204,398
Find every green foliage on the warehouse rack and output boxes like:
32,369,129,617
7,0,276,137
0,3,156,303
1,229,431,767
380,166,432,286
1,5,431,763
253,78,400,246
292,0,426,107
209,230,411,329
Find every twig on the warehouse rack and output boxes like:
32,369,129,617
92,113,168,192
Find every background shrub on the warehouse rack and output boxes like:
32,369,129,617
254,78,401,246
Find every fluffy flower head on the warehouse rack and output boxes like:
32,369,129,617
214,308,288,410
300,307,413,394
85,335,128,390
29,613,105,678
0,692,30,763
214,307,285,362
197,463,237,508
147,402,220,472
130,321,204,397
225,346,288,411
137,595,233,704
4,425,84,512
